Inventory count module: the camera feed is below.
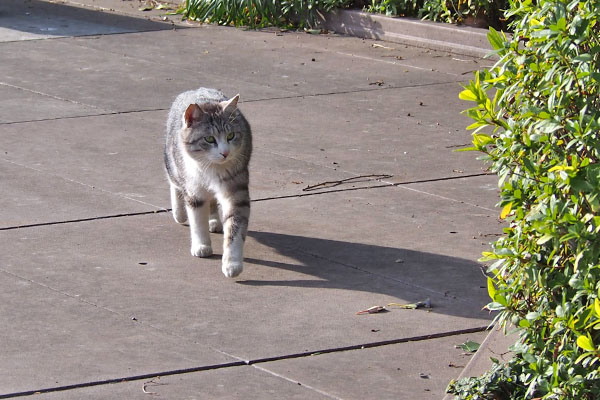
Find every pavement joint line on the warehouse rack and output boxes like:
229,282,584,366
246,326,490,366
0,173,493,231
0,157,165,209
0,326,488,399
252,172,495,202
0,81,462,126
394,183,497,212
0,361,248,399
0,107,167,126
251,364,345,400
240,79,466,103
0,82,109,113
0,210,169,231
1,264,347,400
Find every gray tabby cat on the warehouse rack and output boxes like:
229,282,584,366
164,88,252,278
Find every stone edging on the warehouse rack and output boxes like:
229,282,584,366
320,9,497,59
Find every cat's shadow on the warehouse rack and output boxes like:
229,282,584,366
238,230,491,320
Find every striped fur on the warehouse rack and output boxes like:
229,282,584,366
164,88,252,278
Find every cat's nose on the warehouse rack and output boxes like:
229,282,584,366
221,151,229,159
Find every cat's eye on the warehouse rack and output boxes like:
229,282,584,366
226,132,235,141
204,136,216,144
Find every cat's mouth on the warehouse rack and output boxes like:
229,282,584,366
211,156,232,165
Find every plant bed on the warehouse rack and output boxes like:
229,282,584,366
175,0,509,30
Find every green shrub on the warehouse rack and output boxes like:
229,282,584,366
177,0,507,29
449,0,600,398
364,0,422,17
177,0,352,28
364,0,508,29
423,0,507,28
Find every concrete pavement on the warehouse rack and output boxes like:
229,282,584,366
1,1,503,398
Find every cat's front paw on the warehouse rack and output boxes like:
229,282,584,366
222,261,243,278
191,244,213,258
209,218,223,233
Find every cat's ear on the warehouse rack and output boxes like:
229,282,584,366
183,103,203,128
220,94,240,114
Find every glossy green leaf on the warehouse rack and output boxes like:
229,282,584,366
487,27,504,50
459,89,478,102
577,336,595,352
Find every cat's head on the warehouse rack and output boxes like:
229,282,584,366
180,95,247,165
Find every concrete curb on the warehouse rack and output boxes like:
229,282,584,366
320,9,495,59
442,325,517,399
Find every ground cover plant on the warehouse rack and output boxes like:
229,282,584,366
448,0,600,398
177,0,352,28
365,0,508,29
176,0,508,29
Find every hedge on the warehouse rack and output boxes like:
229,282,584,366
448,0,600,398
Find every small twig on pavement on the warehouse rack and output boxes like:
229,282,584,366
303,174,393,192
142,378,168,396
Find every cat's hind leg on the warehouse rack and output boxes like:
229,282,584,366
170,184,187,224
208,198,223,233
186,195,213,258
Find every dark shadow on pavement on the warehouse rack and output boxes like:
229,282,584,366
0,0,173,40
240,230,492,321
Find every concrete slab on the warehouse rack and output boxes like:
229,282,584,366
262,330,490,400
0,111,383,218
0,27,474,115
171,24,491,80
0,189,493,361
0,36,294,113
23,364,331,399
24,330,488,400
0,269,235,395
0,112,168,210
442,326,516,400
0,84,105,124
252,149,383,201
0,3,504,397
0,0,170,42
0,158,152,229
251,187,501,299
1,82,485,213
244,88,486,182
39,0,494,77
67,27,456,99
